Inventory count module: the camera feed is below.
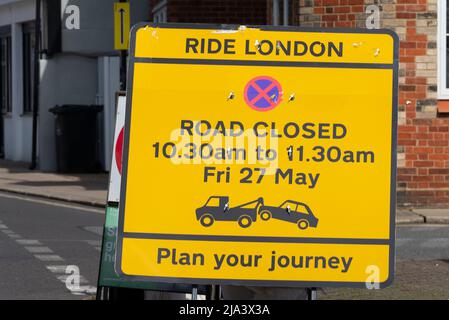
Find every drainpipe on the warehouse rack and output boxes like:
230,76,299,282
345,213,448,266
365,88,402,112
273,0,280,26
283,0,289,26
30,0,41,170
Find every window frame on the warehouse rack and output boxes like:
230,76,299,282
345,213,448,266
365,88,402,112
152,0,168,23
0,26,12,115
438,1,449,99
22,22,35,115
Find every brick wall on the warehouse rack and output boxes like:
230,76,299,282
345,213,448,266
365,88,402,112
299,0,368,27
299,0,443,207
150,0,269,25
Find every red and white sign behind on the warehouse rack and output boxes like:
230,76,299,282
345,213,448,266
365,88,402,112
108,94,126,203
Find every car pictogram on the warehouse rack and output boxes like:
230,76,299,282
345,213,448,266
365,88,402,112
259,200,319,230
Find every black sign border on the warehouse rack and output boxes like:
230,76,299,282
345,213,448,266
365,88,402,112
116,22,399,289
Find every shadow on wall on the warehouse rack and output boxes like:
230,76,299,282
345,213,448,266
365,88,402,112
38,54,99,173
37,0,147,172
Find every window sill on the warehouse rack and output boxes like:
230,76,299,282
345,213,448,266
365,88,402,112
437,100,449,113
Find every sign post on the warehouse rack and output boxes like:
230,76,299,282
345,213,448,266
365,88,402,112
114,1,130,91
117,24,398,289
114,2,130,51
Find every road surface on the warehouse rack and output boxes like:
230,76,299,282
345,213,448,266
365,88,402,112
0,192,103,300
0,191,448,299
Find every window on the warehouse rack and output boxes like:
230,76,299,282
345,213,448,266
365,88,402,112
0,29,12,113
153,0,167,23
296,204,310,215
205,197,220,207
281,201,298,213
23,23,35,114
438,2,449,98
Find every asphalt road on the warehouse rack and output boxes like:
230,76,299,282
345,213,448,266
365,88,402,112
323,225,449,299
0,192,104,300
396,225,449,261
0,191,448,300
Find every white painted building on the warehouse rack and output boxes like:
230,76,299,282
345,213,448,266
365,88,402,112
0,0,149,171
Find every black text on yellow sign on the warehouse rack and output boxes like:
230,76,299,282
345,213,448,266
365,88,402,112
117,24,398,288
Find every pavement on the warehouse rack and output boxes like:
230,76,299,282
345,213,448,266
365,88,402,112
322,260,449,300
0,160,108,208
322,224,449,300
0,160,448,224
397,209,449,225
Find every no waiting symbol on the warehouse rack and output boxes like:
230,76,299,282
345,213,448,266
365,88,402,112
244,76,283,112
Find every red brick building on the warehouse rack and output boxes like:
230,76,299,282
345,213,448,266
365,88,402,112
149,0,447,207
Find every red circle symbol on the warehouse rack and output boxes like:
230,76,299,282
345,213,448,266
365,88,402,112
244,76,283,112
115,127,124,175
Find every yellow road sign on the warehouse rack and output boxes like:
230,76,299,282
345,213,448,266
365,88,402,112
117,24,398,288
114,2,130,50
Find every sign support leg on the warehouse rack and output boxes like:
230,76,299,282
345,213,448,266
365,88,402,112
208,285,221,300
120,49,127,91
307,288,317,300
191,285,199,300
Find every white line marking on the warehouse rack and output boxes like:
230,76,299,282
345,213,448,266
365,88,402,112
25,246,53,254
70,286,97,295
57,275,89,285
94,247,102,252
0,192,104,214
421,238,449,248
34,255,64,262
77,286,97,294
2,230,15,234
16,239,42,245
83,227,103,236
407,225,449,232
46,265,69,273
7,234,22,239
185,294,206,300
0,224,8,229
86,240,102,246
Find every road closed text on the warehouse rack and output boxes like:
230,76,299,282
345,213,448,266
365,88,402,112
150,120,376,189
179,120,348,139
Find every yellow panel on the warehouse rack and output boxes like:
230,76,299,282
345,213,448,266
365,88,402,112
135,26,395,64
117,24,397,287
121,239,391,284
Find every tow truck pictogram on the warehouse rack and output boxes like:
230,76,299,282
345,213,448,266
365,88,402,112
195,196,264,229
